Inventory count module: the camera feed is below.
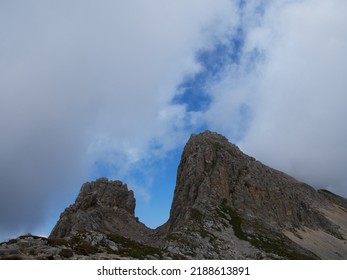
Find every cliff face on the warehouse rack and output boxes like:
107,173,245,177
49,178,152,243
1,131,346,260
160,131,347,259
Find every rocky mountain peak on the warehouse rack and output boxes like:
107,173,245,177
1,131,346,260
170,132,241,206
168,131,333,229
74,178,135,215
163,131,347,259
49,178,152,243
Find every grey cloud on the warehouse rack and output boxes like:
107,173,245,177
0,0,236,240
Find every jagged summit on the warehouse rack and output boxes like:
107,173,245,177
49,178,152,243
1,131,346,260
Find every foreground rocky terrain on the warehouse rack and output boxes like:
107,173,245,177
1,131,346,259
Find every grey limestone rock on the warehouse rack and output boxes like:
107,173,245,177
49,178,152,243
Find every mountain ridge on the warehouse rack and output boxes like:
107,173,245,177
1,131,346,259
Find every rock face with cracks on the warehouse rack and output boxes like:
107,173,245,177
50,178,152,244
1,131,346,260
159,131,347,259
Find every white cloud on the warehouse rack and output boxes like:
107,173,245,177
204,0,347,197
0,0,238,240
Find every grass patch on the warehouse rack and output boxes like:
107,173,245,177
217,199,317,259
107,234,163,259
190,208,204,223
166,233,180,242
74,241,99,255
47,238,71,247
59,248,73,258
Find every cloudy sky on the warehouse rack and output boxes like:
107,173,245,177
1,0,347,241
